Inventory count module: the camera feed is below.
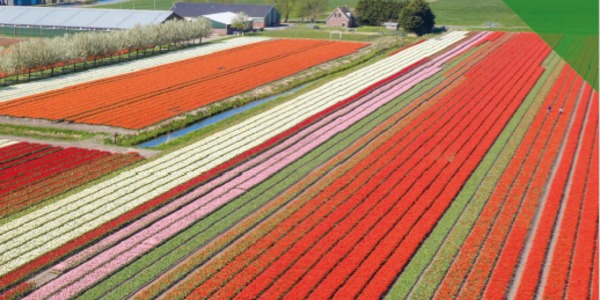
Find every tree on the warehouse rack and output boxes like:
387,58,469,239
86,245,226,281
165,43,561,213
298,0,326,23
190,17,212,43
356,0,376,25
397,0,435,35
231,12,251,31
271,0,296,23
0,53,17,77
356,0,406,26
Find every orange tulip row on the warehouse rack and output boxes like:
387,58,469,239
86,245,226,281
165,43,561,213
0,40,367,130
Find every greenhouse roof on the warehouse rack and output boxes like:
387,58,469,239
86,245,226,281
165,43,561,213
204,12,251,25
0,6,180,30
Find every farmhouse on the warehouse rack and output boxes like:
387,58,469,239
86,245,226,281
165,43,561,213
326,6,356,28
203,12,253,36
0,6,181,36
171,2,280,29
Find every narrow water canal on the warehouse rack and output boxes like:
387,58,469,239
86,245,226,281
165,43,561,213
139,83,309,148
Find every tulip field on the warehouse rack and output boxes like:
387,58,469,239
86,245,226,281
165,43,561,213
0,139,142,220
0,39,366,130
0,31,597,300
0,37,270,104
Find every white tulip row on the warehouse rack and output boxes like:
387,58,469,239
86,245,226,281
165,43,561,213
0,31,469,276
0,37,271,102
0,139,18,149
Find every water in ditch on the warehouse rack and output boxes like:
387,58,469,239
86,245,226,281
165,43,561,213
138,83,309,148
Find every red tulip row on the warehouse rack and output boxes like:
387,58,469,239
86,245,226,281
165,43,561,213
471,31,505,48
0,148,106,190
0,142,142,219
434,62,569,298
435,64,582,299
0,143,58,170
511,80,593,299
593,242,599,300
442,32,507,78
565,116,598,300
0,281,32,300
174,33,547,300
0,153,141,218
478,68,589,300
540,89,598,299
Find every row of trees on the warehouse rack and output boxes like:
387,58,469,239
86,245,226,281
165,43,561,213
356,0,435,35
0,19,212,80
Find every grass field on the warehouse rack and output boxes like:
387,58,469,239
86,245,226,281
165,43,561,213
430,0,528,28
248,28,384,42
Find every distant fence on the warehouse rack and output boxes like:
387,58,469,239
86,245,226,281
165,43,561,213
0,25,93,38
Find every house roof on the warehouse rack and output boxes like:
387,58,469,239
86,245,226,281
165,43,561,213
338,6,352,15
0,6,178,30
204,12,251,25
172,3,274,19
327,6,355,21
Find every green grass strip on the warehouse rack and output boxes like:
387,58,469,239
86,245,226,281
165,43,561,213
0,124,95,141
77,64,442,300
249,30,381,42
384,52,561,300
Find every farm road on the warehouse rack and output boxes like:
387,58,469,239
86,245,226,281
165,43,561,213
0,135,159,158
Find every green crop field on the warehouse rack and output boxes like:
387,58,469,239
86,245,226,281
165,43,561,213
429,0,529,28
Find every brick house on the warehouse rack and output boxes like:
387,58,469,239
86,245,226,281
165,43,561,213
326,6,356,28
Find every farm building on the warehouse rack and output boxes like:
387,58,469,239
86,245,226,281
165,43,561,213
326,6,356,28
1,0,44,6
171,2,280,29
0,6,182,36
382,22,398,30
204,12,253,36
